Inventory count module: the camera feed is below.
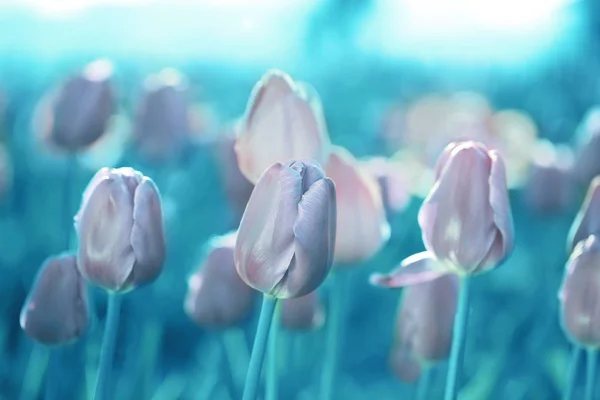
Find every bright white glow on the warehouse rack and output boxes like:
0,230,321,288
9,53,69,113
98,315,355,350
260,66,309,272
357,0,579,63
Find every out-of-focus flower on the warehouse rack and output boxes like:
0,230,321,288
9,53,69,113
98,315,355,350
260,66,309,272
0,143,12,198
235,160,336,299
378,103,405,153
281,290,325,331
559,235,600,348
235,70,331,184
325,146,390,265
185,231,257,329
78,114,131,170
524,140,574,214
568,177,600,252
389,345,422,383
37,59,115,152
132,68,191,161
214,127,254,222
20,253,89,345
573,107,600,187
359,156,410,221
76,167,166,293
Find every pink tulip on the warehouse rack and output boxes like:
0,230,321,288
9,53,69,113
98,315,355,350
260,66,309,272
281,290,325,331
324,146,390,264
525,141,574,214
75,167,166,292
20,253,89,345
132,69,191,161
235,160,336,299
568,177,600,252
185,231,257,329
559,235,600,347
40,59,114,152
418,141,513,275
234,70,331,184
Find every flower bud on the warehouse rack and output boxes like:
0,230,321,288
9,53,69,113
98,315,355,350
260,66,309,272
281,290,325,331
41,59,114,152
559,235,600,348
20,253,89,345
185,231,257,329
325,146,390,264
524,140,574,214
133,69,190,161
235,160,336,299
568,177,600,252
76,167,166,292
419,141,514,275
235,70,331,184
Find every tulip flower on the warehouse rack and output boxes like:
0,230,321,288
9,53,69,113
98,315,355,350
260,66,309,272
525,141,574,214
185,231,257,329
560,235,600,400
234,70,331,184
389,346,422,383
39,59,114,152
235,160,336,400
325,146,390,264
132,68,191,161
281,291,325,331
75,167,166,293
75,166,166,400
20,253,89,345
568,177,600,252
235,160,336,299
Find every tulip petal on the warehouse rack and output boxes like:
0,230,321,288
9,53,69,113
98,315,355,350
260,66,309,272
235,163,302,294
77,176,136,291
369,252,448,288
278,178,336,298
131,178,166,285
479,150,514,269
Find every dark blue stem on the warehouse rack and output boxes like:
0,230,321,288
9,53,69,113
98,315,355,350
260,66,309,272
443,276,471,400
241,295,278,400
564,346,582,400
94,293,122,400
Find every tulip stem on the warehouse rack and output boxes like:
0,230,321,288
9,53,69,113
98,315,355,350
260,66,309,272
242,295,278,400
585,349,597,400
94,293,122,400
443,276,471,400
266,303,281,400
63,154,76,249
564,346,582,400
417,366,433,400
320,271,349,400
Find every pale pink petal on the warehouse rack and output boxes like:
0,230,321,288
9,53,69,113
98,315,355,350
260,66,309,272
369,252,449,288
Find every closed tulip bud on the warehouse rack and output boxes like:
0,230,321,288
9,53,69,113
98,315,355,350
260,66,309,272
42,59,114,152
133,69,191,161
568,177,600,252
418,141,514,275
389,345,422,383
20,253,89,345
559,235,600,348
281,290,325,331
525,141,574,214
185,231,257,329
235,160,336,299
325,146,390,264
75,167,166,293
235,70,331,184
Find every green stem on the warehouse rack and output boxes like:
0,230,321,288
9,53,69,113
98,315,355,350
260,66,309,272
266,304,281,400
93,293,122,400
416,366,433,400
320,271,349,400
585,349,597,400
241,295,278,400
564,346,582,400
443,276,471,400
219,334,239,400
